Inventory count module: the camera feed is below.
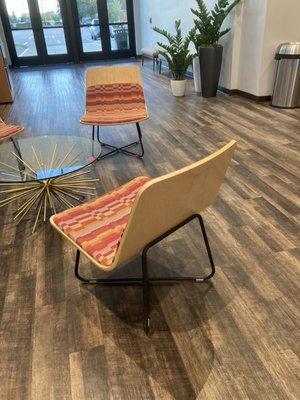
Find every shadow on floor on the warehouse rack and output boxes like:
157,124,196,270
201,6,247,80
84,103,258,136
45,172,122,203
79,249,218,400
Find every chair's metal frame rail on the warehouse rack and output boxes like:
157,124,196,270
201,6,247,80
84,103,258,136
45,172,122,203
93,123,144,158
74,214,215,333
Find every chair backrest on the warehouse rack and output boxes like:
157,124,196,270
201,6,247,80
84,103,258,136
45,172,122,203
86,66,143,88
113,140,237,267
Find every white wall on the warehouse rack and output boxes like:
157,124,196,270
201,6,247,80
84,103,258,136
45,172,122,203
137,0,244,90
137,0,300,97
259,0,300,96
236,0,268,95
137,0,232,53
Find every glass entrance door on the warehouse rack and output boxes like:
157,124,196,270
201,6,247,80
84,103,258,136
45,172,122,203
107,0,130,52
75,0,104,56
0,0,136,66
0,0,72,66
73,0,136,61
36,0,69,57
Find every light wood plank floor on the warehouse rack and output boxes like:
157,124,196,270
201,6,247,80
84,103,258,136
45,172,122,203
0,60,299,400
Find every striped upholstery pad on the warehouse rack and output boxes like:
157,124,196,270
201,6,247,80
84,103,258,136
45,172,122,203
81,82,149,125
0,118,24,142
52,176,150,267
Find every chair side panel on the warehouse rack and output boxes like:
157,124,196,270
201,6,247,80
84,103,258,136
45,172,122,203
114,141,236,267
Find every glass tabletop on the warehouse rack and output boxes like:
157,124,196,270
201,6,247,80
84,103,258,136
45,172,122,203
0,135,101,183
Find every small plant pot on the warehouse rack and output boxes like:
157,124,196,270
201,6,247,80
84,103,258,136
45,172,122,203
170,79,187,97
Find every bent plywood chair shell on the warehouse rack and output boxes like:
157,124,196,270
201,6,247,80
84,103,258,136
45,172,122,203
50,140,236,272
81,66,149,127
86,65,144,88
113,140,237,268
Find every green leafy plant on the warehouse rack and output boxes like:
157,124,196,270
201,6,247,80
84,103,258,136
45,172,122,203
190,0,241,47
153,20,194,80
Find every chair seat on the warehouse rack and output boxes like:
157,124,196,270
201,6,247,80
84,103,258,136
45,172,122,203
80,82,149,125
141,47,159,57
0,119,24,142
51,176,151,268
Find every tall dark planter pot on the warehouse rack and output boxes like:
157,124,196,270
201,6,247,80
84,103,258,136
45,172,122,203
199,45,223,97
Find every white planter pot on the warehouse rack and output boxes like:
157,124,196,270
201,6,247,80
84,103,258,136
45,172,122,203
193,57,201,93
170,79,187,97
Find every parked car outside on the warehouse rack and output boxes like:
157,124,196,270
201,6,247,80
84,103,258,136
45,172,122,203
81,17,92,25
90,19,100,40
89,20,119,40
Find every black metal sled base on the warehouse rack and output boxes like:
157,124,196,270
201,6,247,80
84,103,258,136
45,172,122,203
74,214,215,333
93,123,144,158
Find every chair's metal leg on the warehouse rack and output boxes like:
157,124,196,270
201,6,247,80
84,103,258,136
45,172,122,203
120,123,144,158
142,247,150,334
75,250,86,282
10,137,25,172
197,215,216,280
141,54,144,66
10,137,22,159
74,249,141,284
159,59,162,74
136,122,144,154
96,123,145,159
72,214,215,333
96,125,118,158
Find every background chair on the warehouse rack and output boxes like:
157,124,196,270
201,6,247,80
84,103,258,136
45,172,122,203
51,140,236,333
81,66,149,158
141,47,160,71
0,117,24,142
0,117,24,158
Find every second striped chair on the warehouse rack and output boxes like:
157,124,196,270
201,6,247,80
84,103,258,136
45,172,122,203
81,66,149,158
0,117,24,157
0,117,24,142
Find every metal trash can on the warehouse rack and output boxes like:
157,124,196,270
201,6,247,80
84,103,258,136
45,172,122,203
271,42,300,108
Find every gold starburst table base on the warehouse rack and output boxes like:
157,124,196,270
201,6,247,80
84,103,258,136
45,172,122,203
0,169,98,233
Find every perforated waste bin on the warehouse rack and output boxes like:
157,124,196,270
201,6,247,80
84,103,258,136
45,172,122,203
271,42,300,108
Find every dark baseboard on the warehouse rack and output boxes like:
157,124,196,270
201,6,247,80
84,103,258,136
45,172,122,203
141,56,271,102
218,86,271,102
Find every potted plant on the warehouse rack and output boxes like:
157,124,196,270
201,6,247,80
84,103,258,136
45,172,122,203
190,0,241,97
153,20,194,97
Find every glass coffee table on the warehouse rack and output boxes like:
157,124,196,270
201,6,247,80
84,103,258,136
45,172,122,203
0,135,101,232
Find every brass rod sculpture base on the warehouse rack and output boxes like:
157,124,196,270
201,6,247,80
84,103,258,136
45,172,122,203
0,144,99,232
0,172,98,233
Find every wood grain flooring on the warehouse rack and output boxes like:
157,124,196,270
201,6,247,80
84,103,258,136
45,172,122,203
0,60,299,400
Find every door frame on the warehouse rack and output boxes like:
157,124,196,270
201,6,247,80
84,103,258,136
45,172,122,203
0,0,136,67
70,0,136,62
0,0,74,67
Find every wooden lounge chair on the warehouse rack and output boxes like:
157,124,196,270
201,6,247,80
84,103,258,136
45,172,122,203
80,66,149,158
0,117,24,157
50,140,236,332
0,117,23,142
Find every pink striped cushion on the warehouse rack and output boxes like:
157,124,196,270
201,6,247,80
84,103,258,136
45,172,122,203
81,82,149,125
0,118,24,142
52,176,150,267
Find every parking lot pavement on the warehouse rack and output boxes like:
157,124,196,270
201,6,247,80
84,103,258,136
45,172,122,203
12,29,37,57
11,26,120,58
80,26,103,52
